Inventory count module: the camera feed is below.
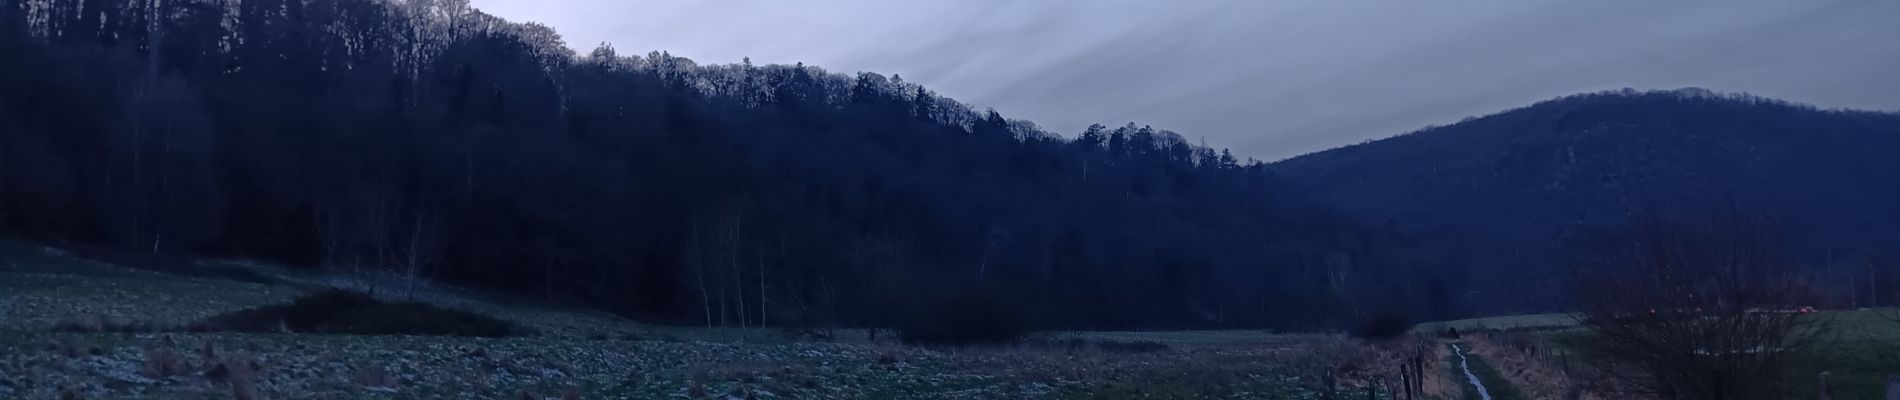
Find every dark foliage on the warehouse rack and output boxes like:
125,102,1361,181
1276,88,1900,315
1348,313,1414,342
0,0,1442,330
51,315,165,333
1570,211,1817,400
195,289,530,337
893,284,1034,346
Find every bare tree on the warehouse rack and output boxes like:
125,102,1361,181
851,232,911,341
757,237,777,329
685,202,752,328
397,206,441,301
315,185,404,295
1865,248,1893,308
1570,211,1819,400
728,206,746,328
978,225,1009,277
687,220,713,328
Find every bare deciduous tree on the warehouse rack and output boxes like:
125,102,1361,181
398,206,441,301
1570,211,1819,400
316,186,440,298
685,202,756,328
686,220,713,328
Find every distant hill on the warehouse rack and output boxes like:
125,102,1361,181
1274,89,1900,314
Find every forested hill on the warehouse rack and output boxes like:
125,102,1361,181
1273,89,1900,314
0,0,1452,330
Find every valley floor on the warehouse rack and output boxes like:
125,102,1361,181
0,243,1412,399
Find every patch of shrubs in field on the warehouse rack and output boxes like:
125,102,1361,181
1349,313,1415,342
193,289,532,337
893,285,1034,346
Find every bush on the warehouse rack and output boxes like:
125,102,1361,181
195,289,532,337
52,314,164,333
1349,314,1414,342
893,287,1032,346
1283,335,1378,378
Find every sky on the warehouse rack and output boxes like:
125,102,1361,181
469,0,1900,161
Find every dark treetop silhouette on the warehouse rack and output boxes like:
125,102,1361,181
9,0,1892,330
0,0,1445,330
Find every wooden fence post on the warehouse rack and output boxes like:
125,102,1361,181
1399,364,1413,400
1413,355,1425,398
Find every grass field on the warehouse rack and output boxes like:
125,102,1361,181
1433,308,1900,399
0,242,1357,399
1793,309,1900,398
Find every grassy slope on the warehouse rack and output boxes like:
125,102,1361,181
0,242,1330,399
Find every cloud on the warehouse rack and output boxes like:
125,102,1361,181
472,0,1900,161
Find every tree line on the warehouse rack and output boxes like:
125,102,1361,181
0,0,1454,330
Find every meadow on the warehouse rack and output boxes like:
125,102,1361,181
0,242,1392,400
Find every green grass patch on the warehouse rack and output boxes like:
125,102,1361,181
1784,309,1900,399
1526,309,1900,399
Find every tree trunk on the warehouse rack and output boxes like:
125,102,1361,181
691,222,712,328
1399,364,1412,400
757,244,768,329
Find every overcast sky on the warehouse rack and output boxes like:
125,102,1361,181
470,0,1900,161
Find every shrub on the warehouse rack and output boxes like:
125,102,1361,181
194,289,532,337
892,287,1032,346
52,314,162,333
139,348,189,379
1283,335,1378,378
50,336,86,358
50,315,106,333
1349,314,1414,342
778,325,836,342
220,355,262,400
